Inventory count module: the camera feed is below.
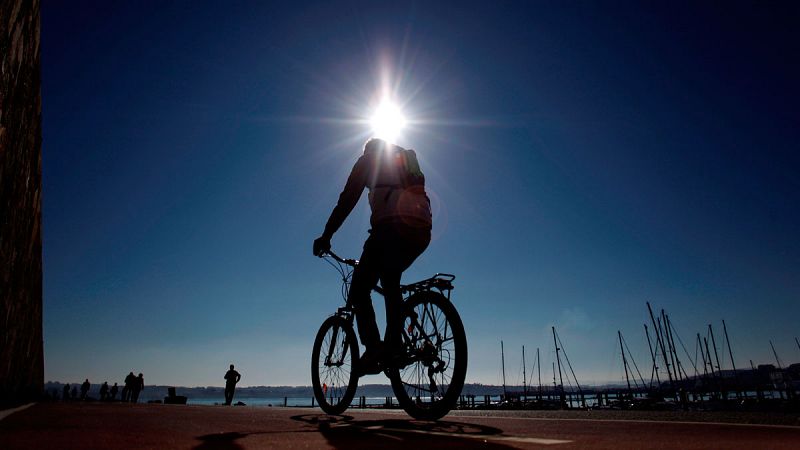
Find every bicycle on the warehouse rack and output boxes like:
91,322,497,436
311,250,468,420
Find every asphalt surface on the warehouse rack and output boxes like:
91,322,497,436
1,403,799,449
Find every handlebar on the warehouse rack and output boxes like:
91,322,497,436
322,250,358,267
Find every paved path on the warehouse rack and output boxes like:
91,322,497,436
2,403,799,449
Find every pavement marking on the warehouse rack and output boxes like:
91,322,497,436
335,408,800,431
446,413,800,430
360,425,571,445
0,403,35,422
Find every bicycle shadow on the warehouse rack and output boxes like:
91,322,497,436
194,431,250,450
290,413,518,449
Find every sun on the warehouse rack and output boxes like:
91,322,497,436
370,99,407,144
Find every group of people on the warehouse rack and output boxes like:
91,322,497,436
120,372,145,402
60,372,145,403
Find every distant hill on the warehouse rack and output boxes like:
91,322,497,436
44,382,632,401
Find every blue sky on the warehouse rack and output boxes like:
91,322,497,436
42,1,799,387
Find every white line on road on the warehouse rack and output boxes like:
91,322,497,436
446,413,800,430
0,403,35,422
362,424,572,445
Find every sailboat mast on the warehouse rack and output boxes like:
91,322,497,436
619,330,632,393
665,314,686,380
704,337,716,378
662,310,680,382
537,347,542,399
523,345,527,401
709,324,726,398
553,327,564,391
708,324,722,374
770,340,783,370
722,319,740,398
648,302,674,387
698,334,709,380
644,324,661,387
501,340,507,398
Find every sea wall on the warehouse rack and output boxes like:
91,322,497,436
0,0,43,407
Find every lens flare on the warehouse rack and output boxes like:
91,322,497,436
370,100,406,143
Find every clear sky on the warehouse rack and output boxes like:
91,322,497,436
42,1,799,388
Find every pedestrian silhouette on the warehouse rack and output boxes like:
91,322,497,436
71,385,78,400
109,382,119,401
80,379,90,400
123,371,135,402
313,138,432,375
99,381,109,401
131,373,144,403
224,364,241,406
62,384,70,402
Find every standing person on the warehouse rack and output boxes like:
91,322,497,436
313,138,432,375
62,384,70,402
109,382,119,401
131,373,144,403
123,371,135,402
99,382,109,401
80,379,91,400
224,364,241,406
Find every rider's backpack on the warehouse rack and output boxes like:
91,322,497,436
367,144,432,228
392,146,425,188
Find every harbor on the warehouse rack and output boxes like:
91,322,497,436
479,302,800,413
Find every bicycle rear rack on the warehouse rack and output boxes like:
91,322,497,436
401,273,455,296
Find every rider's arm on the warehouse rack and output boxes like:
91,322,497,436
322,155,369,239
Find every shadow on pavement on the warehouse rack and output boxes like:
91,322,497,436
194,431,249,450
291,413,517,449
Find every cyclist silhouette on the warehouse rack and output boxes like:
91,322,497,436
314,138,432,375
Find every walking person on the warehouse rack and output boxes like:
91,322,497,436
99,382,109,401
62,384,70,402
123,371,135,402
131,373,144,403
224,364,241,406
80,379,91,400
109,382,119,401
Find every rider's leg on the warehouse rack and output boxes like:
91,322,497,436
349,233,383,369
378,226,431,358
380,269,403,358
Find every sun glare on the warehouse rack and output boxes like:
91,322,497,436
370,100,407,143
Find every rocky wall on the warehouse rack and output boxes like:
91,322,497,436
0,0,43,407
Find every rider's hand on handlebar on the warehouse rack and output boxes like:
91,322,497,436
313,236,331,257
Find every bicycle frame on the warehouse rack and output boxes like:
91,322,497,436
321,251,456,359
323,249,455,310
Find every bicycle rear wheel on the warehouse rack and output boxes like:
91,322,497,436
311,316,359,415
387,291,468,420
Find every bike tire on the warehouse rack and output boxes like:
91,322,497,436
311,316,360,415
387,291,468,420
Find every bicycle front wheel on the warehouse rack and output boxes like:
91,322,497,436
311,316,359,415
387,291,468,420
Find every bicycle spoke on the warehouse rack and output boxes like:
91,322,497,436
314,319,357,412
396,299,459,407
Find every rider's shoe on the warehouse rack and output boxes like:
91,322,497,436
358,343,385,376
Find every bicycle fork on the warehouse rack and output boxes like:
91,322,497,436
324,323,349,367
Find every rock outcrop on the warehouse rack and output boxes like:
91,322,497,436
0,0,43,407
